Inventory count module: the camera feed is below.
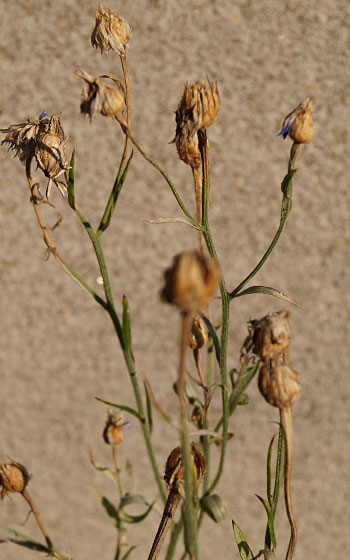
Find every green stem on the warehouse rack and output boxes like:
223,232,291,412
229,148,299,299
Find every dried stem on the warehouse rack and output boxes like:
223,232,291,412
191,165,204,253
21,489,52,551
280,406,297,560
148,490,182,560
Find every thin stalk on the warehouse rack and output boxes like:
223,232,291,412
280,406,297,560
148,491,182,560
165,516,184,560
229,146,300,299
21,490,52,551
191,165,204,253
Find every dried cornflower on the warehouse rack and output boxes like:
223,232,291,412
75,68,125,123
0,461,30,498
258,361,301,408
278,98,314,144
1,113,68,199
250,311,291,360
103,409,125,446
189,315,208,350
174,80,219,167
161,250,220,313
91,3,132,56
164,442,205,497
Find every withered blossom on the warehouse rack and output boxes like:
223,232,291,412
258,362,301,408
1,113,69,199
249,310,291,360
91,3,132,56
278,98,314,144
161,250,220,313
174,80,220,167
0,461,30,498
75,68,125,123
102,409,125,446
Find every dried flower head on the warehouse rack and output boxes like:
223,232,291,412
1,113,68,199
0,461,30,498
91,3,132,56
164,442,205,497
250,311,291,360
258,362,301,408
278,98,314,144
189,315,208,350
174,80,219,167
103,409,125,446
161,250,220,313
75,68,125,123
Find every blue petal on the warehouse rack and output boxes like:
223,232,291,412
277,121,291,139
39,111,48,120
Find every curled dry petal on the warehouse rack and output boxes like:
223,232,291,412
91,3,132,56
75,68,125,122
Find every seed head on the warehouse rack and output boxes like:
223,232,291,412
103,409,124,446
75,68,125,122
189,315,208,350
258,362,301,408
161,250,220,313
164,442,205,497
250,311,291,360
174,80,219,167
91,3,132,56
0,461,30,498
278,98,314,144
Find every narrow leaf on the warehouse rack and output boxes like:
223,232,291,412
267,436,276,507
233,285,299,306
119,494,151,508
144,381,153,434
143,216,201,230
121,545,137,560
232,521,254,560
90,487,120,529
89,454,120,488
200,494,227,523
144,378,171,423
67,149,75,210
98,151,133,234
95,397,141,420
200,313,221,365
119,501,154,524
255,495,276,549
122,295,132,352
228,362,259,416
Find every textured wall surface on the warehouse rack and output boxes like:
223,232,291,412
0,1,349,559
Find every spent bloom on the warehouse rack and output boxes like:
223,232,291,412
278,98,314,144
258,362,301,408
1,113,69,199
0,461,30,498
75,68,125,123
164,442,205,497
174,80,220,167
249,310,291,360
161,250,221,313
91,3,132,56
102,409,125,446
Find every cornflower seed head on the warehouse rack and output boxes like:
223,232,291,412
258,362,301,408
278,98,314,144
0,117,46,164
103,409,124,446
164,442,205,497
75,68,125,122
161,250,220,313
91,3,132,56
189,315,208,350
174,79,219,167
250,311,291,360
0,461,30,498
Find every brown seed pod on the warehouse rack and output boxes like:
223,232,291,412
75,68,125,123
164,442,205,497
91,3,132,56
103,409,125,446
258,361,301,408
161,250,220,313
250,311,291,360
189,315,208,350
0,461,30,498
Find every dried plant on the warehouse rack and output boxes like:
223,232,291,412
0,4,314,560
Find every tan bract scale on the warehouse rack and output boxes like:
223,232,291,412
164,442,205,497
258,362,301,408
250,310,291,359
161,250,220,313
189,315,208,349
35,115,69,198
0,461,30,497
75,68,125,122
91,3,132,56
